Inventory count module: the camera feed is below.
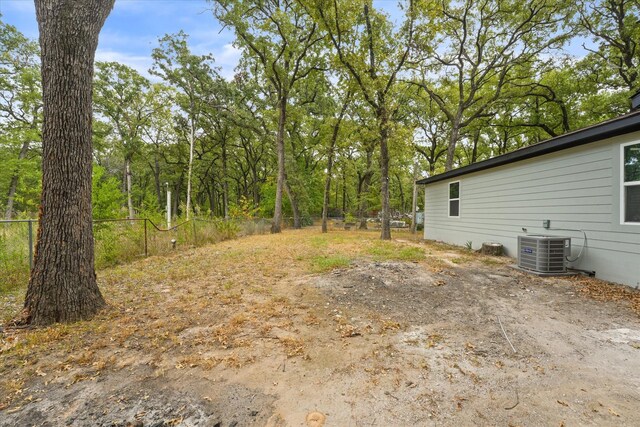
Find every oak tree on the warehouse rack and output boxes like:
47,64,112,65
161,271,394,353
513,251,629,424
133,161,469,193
24,0,115,325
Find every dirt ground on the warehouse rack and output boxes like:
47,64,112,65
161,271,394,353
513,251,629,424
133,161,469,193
1,228,640,426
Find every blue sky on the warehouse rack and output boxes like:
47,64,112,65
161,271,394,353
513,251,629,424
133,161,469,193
0,0,586,81
0,0,404,81
0,0,240,79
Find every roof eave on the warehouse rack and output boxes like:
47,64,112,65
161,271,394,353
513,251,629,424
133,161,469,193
417,110,640,185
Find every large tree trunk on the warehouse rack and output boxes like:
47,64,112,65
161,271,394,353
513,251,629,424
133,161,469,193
379,108,391,240
272,92,287,233
23,0,113,326
4,140,30,220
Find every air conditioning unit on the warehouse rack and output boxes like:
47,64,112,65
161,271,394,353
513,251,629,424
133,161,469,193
518,235,571,274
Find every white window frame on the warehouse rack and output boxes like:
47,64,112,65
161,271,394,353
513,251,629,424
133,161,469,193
621,141,640,225
448,180,460,218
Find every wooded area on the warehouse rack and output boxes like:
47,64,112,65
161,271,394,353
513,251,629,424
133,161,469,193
1,0,638,233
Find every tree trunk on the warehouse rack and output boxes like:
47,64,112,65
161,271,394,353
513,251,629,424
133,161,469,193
379,108,391,240
411,162,418,235
322,92,350,233
152,155,162,209
222,139,229,220
445,117,462,171
252,167,260,207
357,150,373,230
341,168,347,215
272,92,287,233
284,177,301,229
334,176,339,212
174,173,183,217
185,111,195,220
125,156,134,219
23,0,113,326
207,182,215,214
395,172,405,213
321,151,334,233
470,129,480,164
4,140,31,220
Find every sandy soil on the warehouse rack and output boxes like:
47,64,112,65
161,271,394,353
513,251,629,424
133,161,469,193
1,229,639,426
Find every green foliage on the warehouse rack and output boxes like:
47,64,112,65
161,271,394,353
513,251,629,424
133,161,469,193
94,223,142,268
0,223,31,295
0,19,42,218
3,4,640,234
577,0,640,91
344,212,356,223
92,165,124,220
228,196,259,220
211,218,240,241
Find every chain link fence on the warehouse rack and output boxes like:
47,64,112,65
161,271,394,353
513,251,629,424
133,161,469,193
0,217,271,294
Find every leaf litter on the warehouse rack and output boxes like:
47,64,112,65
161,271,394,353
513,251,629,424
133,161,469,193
1,228,639,426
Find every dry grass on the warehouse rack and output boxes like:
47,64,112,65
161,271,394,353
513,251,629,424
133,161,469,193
1,226,639,423
5,227,637,415
0,228,430,410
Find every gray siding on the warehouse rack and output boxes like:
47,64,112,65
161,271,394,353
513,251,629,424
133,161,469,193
423,133,640,287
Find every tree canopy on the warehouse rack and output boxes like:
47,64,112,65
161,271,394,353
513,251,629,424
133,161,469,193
1,0,638,234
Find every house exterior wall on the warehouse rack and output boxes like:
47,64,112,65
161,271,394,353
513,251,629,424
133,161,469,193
423,132,640,288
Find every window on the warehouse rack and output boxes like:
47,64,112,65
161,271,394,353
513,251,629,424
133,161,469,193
449,181,460,217
622,142,640,224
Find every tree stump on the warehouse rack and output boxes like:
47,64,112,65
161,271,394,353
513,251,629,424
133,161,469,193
481,242,503,256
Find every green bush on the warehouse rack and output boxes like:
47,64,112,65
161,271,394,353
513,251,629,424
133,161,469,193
0,223,31,295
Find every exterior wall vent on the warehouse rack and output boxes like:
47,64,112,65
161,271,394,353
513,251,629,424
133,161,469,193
517,235,571,274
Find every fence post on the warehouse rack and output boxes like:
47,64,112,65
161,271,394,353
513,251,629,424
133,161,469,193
144,219,148,257
28,220,34,271
192,219,197,246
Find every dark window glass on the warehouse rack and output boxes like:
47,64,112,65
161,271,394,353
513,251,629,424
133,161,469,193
625,185,640,223
449,182,460,199
449,200,459,217
624,143,640,182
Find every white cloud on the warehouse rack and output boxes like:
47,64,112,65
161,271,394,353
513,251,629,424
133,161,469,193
215,43,242,80
217,43,241,63
95,49,155,79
